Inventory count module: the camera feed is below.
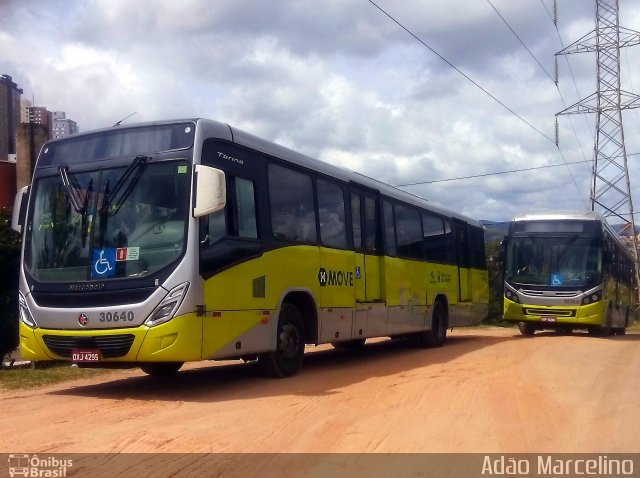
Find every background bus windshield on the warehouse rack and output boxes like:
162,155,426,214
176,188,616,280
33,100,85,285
505,235,601,287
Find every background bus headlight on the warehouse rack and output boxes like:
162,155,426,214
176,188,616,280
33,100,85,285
505,289,520,303
145,282,189,327
18,292,37,327
582,290,602,305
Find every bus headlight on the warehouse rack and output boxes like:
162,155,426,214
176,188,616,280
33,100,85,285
18,292,37,328
505,289,520,303
145,282,189,327
582,290,602,306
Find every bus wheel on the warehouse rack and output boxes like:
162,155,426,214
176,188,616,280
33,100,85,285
415,301,447,348
518,322,535,337
140,362,183,376
259,303,305,378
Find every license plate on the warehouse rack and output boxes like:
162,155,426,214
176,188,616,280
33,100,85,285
541,317,557,322
71,348,101,362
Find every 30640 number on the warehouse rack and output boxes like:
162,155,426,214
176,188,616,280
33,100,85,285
99,310,135,322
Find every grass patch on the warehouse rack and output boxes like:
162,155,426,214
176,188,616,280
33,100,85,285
0,364,112,391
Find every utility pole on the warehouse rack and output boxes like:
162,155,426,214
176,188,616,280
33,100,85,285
555,0,640,296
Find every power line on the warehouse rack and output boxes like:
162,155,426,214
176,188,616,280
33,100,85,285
395,158,593,187
485,0,555,83
368,0,556,145
483,0,589,206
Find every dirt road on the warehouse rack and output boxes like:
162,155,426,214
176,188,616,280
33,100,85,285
1,326,639,455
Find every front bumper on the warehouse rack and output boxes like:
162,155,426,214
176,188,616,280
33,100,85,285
19,312,203,363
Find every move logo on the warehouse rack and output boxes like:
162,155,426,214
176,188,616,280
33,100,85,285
318,267,354,287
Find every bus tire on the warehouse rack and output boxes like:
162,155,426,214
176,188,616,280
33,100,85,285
259,303,305,378
415,301,447,348
140,362,183,376
518,321,536,337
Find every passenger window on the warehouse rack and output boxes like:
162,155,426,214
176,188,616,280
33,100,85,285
422,213,446,262
268,164,317,243
395,204,423,259
443,220,455,262
317,179,347,249
236,177,257,238
202,176,257,245
383,200,397,256
468,226,486,269
364,196,378,252
351,193,362,250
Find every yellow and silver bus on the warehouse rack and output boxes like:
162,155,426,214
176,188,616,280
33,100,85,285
503,211,635,336
13,119,488,376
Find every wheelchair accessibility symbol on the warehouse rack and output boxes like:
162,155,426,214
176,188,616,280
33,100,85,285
551,274,563,286
92,248,116,278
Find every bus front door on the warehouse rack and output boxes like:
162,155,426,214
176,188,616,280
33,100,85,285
352,191,386,337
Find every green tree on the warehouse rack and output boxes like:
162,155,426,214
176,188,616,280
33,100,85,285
0,208,20,363
485,239,505,324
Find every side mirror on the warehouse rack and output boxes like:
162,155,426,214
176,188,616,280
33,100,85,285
193,165,226,217
11,185,29,233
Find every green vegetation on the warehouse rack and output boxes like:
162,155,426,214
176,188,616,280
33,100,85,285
0,365,111,390
485,239,507,325
0,207,20,362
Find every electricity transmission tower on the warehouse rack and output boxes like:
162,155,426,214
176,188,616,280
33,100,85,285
555,0,640,260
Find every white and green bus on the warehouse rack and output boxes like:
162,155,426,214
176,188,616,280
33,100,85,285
503,211,635,336
13,119,488,376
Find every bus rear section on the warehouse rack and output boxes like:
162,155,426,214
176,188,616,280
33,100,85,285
502,212,634,336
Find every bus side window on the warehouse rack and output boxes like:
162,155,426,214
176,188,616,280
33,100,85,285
395,204,423,259
351,193,362,250
443,220,455,263
364,196,378,253
469,225,487,269
317,179,347,249
201,176,257,245
268,163,317,243
423,213,446,262
383,200,397,256
235,177,257,238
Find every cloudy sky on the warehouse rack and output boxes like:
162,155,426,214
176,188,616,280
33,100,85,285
2,0,640,222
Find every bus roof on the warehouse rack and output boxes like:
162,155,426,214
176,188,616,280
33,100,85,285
512,211,606,223
195,118,482,228
511,210,635,259
41,118,483,228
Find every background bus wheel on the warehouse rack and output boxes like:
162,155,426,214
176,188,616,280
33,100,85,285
140,362,183,376
415,301,447,348
259,303,305,378
518,322,535,337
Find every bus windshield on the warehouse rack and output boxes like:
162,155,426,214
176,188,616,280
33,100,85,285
505,235,602,287
26,160,191,282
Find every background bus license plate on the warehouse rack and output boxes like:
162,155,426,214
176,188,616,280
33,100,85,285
71,349,101,362
541,317,557,322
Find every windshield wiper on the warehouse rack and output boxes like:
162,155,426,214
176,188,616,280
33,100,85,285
81,178,94,247
59,166,94,247
59,166,87,213
99,155,148,216
97,155,148,248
